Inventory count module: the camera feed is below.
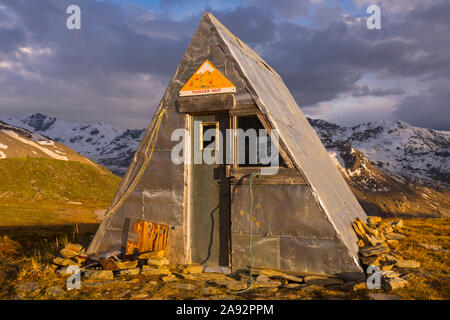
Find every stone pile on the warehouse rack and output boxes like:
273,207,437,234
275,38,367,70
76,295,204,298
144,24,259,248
52,243,204,283
352,216,420,290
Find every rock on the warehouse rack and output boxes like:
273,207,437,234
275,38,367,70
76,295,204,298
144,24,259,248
341,281,359,291
418,243,442,251
402,273,416,281
360,255,380,266
141,265,171,276
383,254,401,264
225,282,249,291
366,293,400,300
201,287,223,295
391,219,403,228
363,233,382,246
359,244,389,257
64,243,83,253
352,282,367,291
381,270,400,279
254,280,282,289
352,220,366,238
304,275,344,286
335,272,366,282
256,269,304,283
386,240,400,249
60,248,79,259
383,225,394,234
73,256,86,265
53,257,77,267
16,282,40,292
256,274,270,282
83,270,114,280
367,216,382,227
116,260,139,270
383,277,408,290
131,293,149,299
47,286,65,297
176,264,203,274
396,260,420,269
139,250,165,260
117,268,140,276
357,218,379,237
161,274,177,282
56,267,71,275
381,264,394,271
146,257,169,267
386,233,406,241
284,283,302,289
172,283,196,291
209,295,236,300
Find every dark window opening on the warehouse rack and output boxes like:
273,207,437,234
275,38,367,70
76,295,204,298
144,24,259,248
201,122,218,150
236,115,285,167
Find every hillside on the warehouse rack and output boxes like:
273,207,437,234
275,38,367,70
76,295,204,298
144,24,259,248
327,143,450,217
0,120,121,205
0,158,121,203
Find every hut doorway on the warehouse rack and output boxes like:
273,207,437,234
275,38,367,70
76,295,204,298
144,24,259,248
190,113,231,267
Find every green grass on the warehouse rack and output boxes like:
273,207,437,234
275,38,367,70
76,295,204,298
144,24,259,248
0,158,121,202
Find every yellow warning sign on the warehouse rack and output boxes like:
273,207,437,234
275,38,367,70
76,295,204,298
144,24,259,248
179,60,236,97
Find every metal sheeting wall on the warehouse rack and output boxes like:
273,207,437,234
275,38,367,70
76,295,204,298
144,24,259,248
231,184,360,274
207,13,366,270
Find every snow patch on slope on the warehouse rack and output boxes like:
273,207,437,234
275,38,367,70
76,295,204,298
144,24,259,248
2,130,68,161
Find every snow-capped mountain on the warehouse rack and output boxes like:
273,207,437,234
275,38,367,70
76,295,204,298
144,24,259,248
308,118,450,190
0,113,145,176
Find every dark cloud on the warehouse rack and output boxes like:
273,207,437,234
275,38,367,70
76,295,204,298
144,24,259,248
352,85,404,97
392,85,450,131
0,27,25,53
0,0,449,130
244,0,311,19
212,6,276,45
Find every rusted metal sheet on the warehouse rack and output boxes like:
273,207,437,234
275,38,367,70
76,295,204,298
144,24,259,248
231,184,339,239
231,235,280,271
165,226,185,265
279,237,361,274
142,189,184,226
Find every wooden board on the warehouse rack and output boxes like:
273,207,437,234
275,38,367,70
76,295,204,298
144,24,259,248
126,220,169,255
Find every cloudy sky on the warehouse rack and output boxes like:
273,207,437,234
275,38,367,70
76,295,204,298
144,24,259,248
0,0,449,130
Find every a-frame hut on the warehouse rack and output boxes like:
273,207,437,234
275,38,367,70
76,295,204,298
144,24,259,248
87,12,367,275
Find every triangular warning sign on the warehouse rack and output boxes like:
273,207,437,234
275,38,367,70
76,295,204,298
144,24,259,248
179,60,236,96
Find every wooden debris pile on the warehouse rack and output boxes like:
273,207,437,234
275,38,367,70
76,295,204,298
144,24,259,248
352,216,420,290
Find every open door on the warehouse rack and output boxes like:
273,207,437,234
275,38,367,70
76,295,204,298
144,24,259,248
190,113,230,266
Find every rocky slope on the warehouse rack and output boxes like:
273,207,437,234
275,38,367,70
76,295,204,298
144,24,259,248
308,118,450,190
